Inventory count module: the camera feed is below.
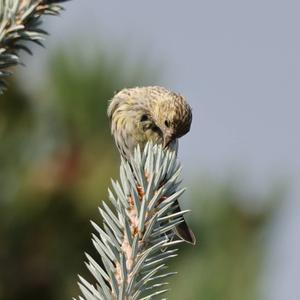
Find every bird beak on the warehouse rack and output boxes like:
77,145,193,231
163,134,173,148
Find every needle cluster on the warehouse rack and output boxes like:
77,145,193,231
77,143,190,300
0,0,68,94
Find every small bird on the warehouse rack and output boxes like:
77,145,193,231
108,86,196,245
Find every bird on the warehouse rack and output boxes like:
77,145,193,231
107,86,196,245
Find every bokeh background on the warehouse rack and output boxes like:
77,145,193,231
1,1,299,299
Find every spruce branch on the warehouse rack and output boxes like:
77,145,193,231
0,0,68,94
77,143,191,300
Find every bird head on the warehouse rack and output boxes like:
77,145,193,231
147,89,193,148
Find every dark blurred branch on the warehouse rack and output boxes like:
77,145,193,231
0,0,68,94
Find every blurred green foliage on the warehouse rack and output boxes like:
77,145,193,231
0,47,275,300
168,181,275,300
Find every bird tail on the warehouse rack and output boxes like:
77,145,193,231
173,200,196,245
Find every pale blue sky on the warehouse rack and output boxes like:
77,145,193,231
20,1,300,299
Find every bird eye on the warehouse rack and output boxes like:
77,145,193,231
140,114,148,122
164,120,170,128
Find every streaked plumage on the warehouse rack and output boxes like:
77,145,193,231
108,86,195,245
